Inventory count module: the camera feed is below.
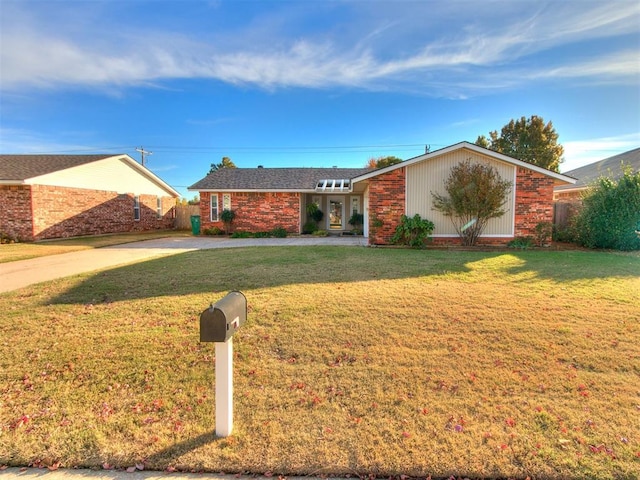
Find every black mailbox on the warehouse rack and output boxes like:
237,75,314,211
200,291,247,342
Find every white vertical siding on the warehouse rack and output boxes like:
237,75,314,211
406,148,515,236
33,157,173,196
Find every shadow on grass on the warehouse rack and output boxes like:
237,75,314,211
48,246,639,305
145,430,219,469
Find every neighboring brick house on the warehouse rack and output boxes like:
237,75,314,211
190,142,575,245
0,154,180,241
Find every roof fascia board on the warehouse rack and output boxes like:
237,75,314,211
555,185,588,192
351,141,576,184
0,180,26,185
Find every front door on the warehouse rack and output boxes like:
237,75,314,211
328,197,345,230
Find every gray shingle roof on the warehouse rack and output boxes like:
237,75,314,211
189,167,372,191
556,147,640,191
0,154,118,181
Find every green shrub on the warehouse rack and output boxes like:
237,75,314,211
534,221,553,247
202,227,224,236
253,231,271,238
312,229,328,237
231,230,251,238
306,203,324,223
302,220,319,234
221,209,236,232
572,169,640,251
270,227,287,238
0,232,18,244
507,237,534,250
391,214,435,248
552,224,574,243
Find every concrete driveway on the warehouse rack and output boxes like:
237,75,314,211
0,236,365,293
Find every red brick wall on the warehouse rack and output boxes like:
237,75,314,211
199,191,301,233
514,167,555,241
365,165,557,246
1,185,175,241
0,185,33,241
367,167,406,244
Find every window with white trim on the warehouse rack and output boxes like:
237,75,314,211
134,196,140,221
351,196,360,215
156,197,162,219
210,194,219,221
223,193,231,211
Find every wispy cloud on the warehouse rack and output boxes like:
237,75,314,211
562,133,640,171
1,1,638,97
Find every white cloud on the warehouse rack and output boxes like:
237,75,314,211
533,50,639,81
0,1,638,96
562,133,640,172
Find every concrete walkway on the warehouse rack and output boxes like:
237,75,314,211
0,236,365,293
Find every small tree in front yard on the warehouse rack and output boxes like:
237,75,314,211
432,160,512,246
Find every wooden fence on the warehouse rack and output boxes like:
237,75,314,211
175,205,201,230
553,202,581,230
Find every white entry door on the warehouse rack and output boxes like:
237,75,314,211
328,197,345,230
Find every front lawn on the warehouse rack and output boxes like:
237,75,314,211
0,247,638,479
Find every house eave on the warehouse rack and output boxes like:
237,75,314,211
0,180,26,185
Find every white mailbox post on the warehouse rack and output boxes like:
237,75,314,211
199,291,247,437
215,338,234,436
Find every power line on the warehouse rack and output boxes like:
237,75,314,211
135,146,153,166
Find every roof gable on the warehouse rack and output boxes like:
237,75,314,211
352,141,576,184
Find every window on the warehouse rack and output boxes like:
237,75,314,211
156,197,162,220
210,194,219,221
223,193,231,211
351,196,360,215
133,196,140,221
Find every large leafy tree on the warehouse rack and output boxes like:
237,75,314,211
476,115,564,172
366,156,403,168
432,160,512,246
209,156,236,174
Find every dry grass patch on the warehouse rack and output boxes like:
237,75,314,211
0,247,638,479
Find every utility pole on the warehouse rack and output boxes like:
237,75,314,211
135,147,153,166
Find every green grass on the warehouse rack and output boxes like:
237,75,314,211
0,231,191,263
0,247,639,479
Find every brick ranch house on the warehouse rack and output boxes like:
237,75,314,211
0,154,180,241
190,142,576,245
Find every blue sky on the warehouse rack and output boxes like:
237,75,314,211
1,0,639,199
